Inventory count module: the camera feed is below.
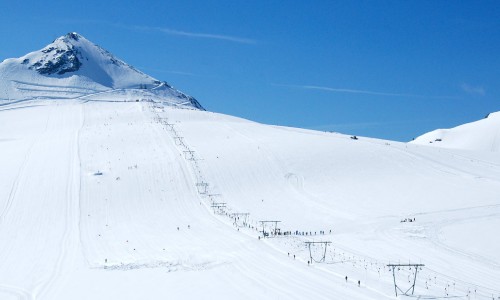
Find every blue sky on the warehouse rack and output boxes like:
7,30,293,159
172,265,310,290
1,1,499,141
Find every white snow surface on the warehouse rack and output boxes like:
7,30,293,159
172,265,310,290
411,112,500,152
1,99,500,300
0,33,203,110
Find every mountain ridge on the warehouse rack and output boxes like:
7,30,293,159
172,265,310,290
411,111,500,152
0,32,203,110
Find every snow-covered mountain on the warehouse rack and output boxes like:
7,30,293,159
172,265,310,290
1,34,500,300
0,32,203,109
411,112,500,152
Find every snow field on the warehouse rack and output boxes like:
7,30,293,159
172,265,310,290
0,100,499,299
0,100,376,299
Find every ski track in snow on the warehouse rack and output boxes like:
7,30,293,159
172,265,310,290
34,104,83,299
0,108,50,224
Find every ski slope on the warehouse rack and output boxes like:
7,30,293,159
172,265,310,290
1,99,499,299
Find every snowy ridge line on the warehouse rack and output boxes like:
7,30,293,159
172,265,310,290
411,112,500,152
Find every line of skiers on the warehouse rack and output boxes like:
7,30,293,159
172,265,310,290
262,229,333,237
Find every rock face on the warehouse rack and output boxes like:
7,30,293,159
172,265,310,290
30,45,82,75
0,32,204,110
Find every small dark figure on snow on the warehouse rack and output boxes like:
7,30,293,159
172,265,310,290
345,276,348,282
358,280,360,287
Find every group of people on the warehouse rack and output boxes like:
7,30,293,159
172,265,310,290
400,217,416,223
292,229,332,236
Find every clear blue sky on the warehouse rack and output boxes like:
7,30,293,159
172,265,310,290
1,1,499,141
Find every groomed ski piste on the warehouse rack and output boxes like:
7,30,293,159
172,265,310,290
1,33,500,300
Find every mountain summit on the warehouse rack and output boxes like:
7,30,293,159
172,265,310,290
0,32,203,109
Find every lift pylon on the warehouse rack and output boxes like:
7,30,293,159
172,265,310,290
304,241,331,263
387,263,425,296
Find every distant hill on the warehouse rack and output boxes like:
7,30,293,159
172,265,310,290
411,112,500,152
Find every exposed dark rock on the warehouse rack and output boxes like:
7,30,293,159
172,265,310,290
188,96,204,110
31,46,82,75
66,32,80,41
